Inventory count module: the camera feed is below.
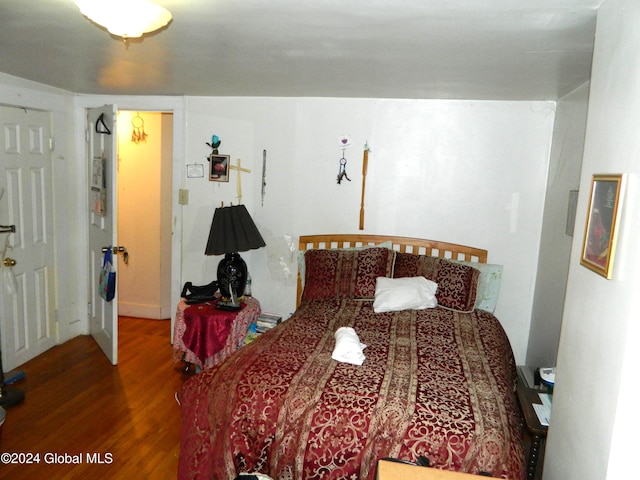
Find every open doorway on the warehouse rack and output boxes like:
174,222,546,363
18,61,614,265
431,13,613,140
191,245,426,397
116,111,173,320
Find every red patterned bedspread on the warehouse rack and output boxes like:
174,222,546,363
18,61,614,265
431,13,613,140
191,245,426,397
177,299,525,480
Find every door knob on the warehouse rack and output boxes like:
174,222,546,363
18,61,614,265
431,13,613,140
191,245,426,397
3,257,16,267
101,246,129,264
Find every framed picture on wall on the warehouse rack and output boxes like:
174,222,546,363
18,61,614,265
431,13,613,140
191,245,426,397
208,154,230,182
187,163,205,178
580,174,625,279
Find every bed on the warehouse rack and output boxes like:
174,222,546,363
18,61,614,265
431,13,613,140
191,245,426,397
177,234,525,480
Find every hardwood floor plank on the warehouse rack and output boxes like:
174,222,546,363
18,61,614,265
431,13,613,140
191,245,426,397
0,317,192,480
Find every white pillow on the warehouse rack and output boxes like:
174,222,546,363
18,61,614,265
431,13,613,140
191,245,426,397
373,276,438,313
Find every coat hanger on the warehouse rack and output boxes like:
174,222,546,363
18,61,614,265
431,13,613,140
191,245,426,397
95,113,112,135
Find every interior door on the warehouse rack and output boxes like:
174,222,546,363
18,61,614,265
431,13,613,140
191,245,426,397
0,106,57,370
87,105,119,365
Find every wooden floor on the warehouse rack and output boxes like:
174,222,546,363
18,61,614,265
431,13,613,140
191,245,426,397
0,317,192,480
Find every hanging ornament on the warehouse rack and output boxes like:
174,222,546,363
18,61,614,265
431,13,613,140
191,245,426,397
338,135,352,148
131,113,148,144
337,153,351,184
337,135,352,184
206,135,221,154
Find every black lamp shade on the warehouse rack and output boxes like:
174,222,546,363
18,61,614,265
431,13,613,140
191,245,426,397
205,205,265,299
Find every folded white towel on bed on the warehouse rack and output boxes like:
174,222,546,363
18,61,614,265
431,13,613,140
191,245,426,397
332,327,367,366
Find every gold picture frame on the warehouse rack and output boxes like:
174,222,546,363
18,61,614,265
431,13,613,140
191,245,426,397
580,174,625,279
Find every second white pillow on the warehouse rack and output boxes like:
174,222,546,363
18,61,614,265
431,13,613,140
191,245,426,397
373,276,438,313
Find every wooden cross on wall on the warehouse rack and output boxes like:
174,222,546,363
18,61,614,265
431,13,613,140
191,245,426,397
229,158,251,203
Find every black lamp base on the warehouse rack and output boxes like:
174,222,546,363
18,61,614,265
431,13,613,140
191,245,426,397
217,253,247,301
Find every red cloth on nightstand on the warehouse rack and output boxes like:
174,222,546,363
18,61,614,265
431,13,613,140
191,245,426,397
181,300,246,364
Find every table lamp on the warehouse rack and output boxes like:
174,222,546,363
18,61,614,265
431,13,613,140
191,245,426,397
205,205,265,303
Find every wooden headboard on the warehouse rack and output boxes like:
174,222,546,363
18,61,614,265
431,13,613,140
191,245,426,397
296,234,488,306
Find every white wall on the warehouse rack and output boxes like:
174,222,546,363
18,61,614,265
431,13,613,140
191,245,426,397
0,80,556,367
180,97,556,363
526,83,589,369
544,0,640,478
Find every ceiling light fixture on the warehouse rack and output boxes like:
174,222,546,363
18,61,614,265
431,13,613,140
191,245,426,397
75,0,172,42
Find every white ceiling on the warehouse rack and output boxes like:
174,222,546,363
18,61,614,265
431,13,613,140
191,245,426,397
0,0,602,101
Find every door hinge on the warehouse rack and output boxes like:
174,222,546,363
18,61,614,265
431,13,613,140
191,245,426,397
85,129,90,143
49,137,55,151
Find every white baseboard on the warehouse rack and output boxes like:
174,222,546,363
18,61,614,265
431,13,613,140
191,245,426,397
118,302,171,320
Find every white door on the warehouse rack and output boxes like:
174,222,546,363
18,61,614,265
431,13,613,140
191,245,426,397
86,105,119,365
0,106,57,370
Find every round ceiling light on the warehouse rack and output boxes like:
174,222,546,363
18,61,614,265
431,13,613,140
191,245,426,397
75,0,172,39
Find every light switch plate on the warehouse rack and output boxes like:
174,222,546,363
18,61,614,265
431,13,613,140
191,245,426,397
178,189,189,205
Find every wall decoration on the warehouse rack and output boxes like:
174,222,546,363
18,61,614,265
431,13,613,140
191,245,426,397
207,135,229,182
209,155,230,182
580,174,625,279
229,158,251,203
187,164,204,178
338,135,352,148
207,135,221,153
359,142,371,230
131,112,148,144
261,149,267,206
336,135,352,184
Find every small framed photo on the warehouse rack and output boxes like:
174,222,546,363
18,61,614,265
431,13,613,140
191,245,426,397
580,174,625,279
209,154,230,182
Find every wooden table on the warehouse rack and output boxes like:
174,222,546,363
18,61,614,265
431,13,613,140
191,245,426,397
516,381,549,480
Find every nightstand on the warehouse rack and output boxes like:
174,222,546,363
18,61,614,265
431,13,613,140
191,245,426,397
516,380,549,480
173,296,261,371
